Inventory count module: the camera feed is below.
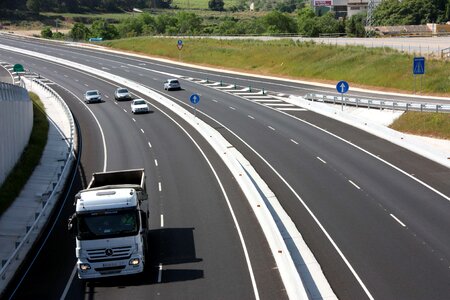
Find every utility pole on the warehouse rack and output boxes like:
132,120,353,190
365,0,376,36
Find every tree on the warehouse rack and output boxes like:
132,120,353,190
69,22,90,40
297,7,320,36
208,0,224,11
262,10,297,34
346,13,366,37
26,0,41,13
91,19,119,40
373,0,438,25
176,12,203,34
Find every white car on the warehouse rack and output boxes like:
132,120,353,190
131,99,150,114
84,90,102,103
164,79,181,91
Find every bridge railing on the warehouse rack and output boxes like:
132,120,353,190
0,76,75,294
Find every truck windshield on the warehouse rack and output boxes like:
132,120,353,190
77,210,139,240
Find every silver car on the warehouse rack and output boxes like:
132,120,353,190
114,87,132,101
164,79,181,91
84,90,102,103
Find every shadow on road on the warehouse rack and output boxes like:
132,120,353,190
84,227,203,291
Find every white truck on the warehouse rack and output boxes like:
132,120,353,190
68,169,149,279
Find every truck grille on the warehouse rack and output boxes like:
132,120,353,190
87,246,132,262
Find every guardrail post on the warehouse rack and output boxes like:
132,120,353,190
380,101,384,110
368,100,372,109
333,96,337,104
436,105,441,113
249,86,252,92
206,78,209,83
220,80,223,86
406,103,409,111
262,88,265,95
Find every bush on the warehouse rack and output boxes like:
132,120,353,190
41,27,53,38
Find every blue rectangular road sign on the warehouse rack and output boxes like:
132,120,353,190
413,57,425,75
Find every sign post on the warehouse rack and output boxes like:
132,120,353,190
336,80,349,111
413,57,425,94
190,93,200,119
177,39,183,61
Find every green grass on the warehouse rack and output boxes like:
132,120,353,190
390,112,450,139
104,37,450,139
103,37,450,95
0,93,49,216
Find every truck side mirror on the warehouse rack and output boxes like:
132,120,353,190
68,213,77,233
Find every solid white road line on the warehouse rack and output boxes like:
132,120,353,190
60,265,77,300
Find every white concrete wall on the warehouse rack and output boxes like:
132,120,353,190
0,83,33,185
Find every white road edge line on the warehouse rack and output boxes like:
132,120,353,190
60,265,77,300
390,214,406,227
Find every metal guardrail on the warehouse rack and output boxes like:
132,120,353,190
0,76,75,291
305,93,450,113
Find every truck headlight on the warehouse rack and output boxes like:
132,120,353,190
80,263,91,271
129,258,140,265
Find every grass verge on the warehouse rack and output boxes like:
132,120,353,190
104,37,450,140
0,93,49,216
390,112,450,139
103,37,450,95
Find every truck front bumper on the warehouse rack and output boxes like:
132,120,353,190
77,255,144,279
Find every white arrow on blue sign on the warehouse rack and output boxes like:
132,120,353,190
190,94,200,104
336,80,349,94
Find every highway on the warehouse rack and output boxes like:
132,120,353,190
0,42,286,299
1,34,450,299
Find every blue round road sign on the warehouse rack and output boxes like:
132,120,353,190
336,80,349,94
190,94,200,104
